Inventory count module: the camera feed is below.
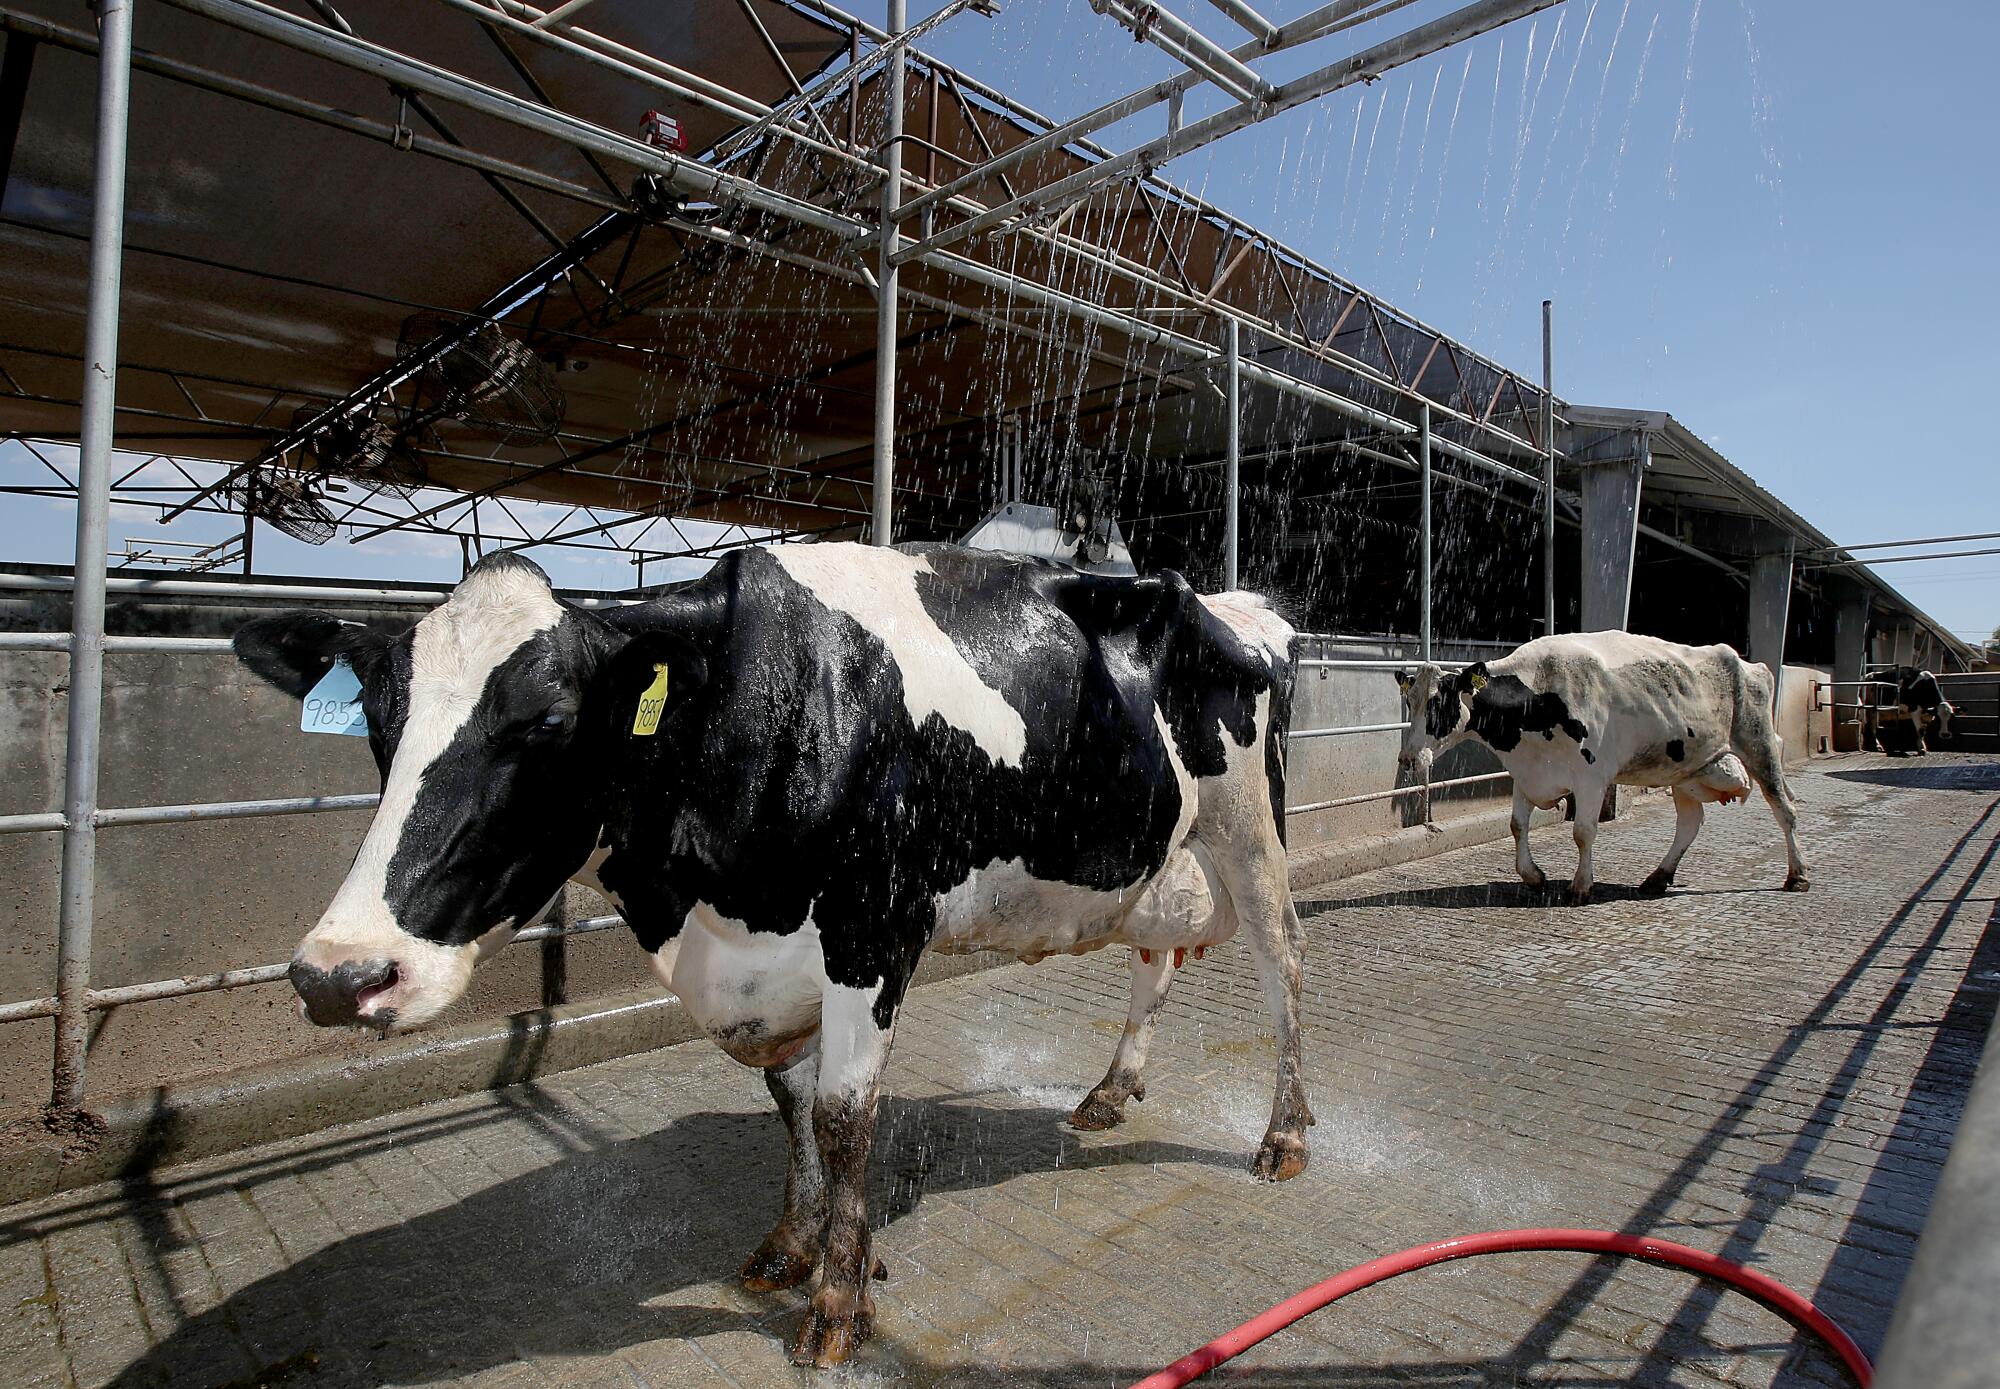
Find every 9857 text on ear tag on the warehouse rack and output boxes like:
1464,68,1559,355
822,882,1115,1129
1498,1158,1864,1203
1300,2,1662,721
301,658,369,737
632,663,670,736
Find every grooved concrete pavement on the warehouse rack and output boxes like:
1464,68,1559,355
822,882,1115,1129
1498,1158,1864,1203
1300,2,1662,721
3,753,1996,1388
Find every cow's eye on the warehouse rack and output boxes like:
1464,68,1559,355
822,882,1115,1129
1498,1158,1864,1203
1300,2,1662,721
528,709,570,738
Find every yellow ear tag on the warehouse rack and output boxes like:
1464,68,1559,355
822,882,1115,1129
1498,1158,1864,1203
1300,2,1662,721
631,663,670,736
1467,670,1489,692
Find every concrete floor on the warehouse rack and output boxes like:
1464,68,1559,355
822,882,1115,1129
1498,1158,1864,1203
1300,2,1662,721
3,752,1996,1389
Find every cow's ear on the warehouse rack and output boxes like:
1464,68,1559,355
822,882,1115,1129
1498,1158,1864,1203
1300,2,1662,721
233,610,394,699
603,628,708,735
1394,670,1414,694
1461,662,1489,695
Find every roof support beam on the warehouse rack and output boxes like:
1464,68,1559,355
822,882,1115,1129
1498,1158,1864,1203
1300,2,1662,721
893,0,1560,262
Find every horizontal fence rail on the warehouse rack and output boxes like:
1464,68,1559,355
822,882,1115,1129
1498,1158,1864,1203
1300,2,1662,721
0,792,383,836
1287,771,1512,817
0,915,624,1025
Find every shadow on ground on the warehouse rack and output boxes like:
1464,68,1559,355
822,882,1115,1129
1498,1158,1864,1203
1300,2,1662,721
1825,762,2000,792
85,1094,1239,1389
1307,878,1775,913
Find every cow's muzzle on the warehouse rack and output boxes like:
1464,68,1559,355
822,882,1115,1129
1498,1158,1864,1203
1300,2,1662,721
288,956,400,1028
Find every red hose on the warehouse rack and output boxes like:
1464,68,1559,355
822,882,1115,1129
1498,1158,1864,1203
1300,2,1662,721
1128,1227,1872,1389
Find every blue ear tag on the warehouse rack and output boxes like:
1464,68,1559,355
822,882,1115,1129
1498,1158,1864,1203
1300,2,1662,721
301,658,369,737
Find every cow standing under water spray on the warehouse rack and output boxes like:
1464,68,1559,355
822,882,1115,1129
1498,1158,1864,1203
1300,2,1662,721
1396,632,1809,902
233,544,1309,1367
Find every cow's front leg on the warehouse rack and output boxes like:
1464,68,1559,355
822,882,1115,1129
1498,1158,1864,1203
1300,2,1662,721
1511,791,1547,888
1568,786,1604,904
742,1043,824,1293
1641,785,1705,894
1071,947,1176,1130
790,980,898,1369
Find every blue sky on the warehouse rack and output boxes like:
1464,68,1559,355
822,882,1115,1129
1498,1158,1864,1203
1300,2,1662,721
4,0,1993,643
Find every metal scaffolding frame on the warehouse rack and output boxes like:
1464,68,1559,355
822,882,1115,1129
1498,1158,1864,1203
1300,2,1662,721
5,0,1579,1117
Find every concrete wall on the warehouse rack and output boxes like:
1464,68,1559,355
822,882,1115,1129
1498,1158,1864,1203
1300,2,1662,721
1776,664,1832,765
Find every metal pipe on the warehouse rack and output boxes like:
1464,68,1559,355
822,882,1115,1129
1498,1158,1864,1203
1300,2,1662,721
0,793,383,837
872,0,905,546
1285,771,1510,816
0,634,236,653
894,0,1561,263
0,573,630,607
1287,720,1411,739
0,915,626,1025
1541,297,1555,636
1204,0,1280,44
1297,658,1474,670
1224,317,1240,590
1807,545,2000,568
1094,0,1273,103
1806,530,2000,555
1419,401,1432,662
50,0,133,1112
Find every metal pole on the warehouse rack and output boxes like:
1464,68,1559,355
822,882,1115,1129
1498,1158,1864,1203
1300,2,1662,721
52,0,134,1113
241,474,256,575
1224,318,1241,590
870,0,904,546
1419,401,1432,662
1541,298,1555,636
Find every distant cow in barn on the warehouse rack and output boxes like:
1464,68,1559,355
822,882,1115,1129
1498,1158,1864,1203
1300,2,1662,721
233,544,1309,1367
1396,632,1808,902
1872,666,1955,755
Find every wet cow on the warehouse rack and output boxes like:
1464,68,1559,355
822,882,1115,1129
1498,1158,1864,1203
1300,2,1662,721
233,543,1308,1367
1875,666,1955,755
1397,632,1808,902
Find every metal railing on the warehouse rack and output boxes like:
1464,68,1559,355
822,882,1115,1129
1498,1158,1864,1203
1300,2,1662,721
0,624,1521,1069
0,567,655,1106
1285,643,1513,820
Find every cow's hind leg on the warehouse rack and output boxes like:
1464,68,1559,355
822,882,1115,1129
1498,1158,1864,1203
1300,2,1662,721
1071,948,1176,1131
1213,841,1312,1182
1732,680,1810,891
742,1044,825,1293
790,979,900,1368
1642,786,1706,894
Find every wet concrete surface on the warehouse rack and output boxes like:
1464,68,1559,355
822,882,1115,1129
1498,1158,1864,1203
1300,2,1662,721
2,752,1994,1388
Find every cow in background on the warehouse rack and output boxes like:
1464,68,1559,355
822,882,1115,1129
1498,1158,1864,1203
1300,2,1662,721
1873,666,1955,755
1397,632,1808,902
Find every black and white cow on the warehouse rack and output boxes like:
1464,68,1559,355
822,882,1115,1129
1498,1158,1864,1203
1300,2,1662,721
233,543,1309,1367
1874,666,1955,755
1396,632,1809,902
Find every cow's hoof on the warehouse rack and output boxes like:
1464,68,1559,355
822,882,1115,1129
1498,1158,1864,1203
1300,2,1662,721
1639,871,1673,896
740,1242,816,1293
1252,1132,1309,1182
1519,869,1548,890
789,1299,874,1368
1783,874,1810,893
1067,1092,1126,1131
1566,885,1592,906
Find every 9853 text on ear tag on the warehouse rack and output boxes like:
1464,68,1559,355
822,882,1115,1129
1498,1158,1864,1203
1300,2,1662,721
632,663,670,736
301,658,369,738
